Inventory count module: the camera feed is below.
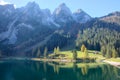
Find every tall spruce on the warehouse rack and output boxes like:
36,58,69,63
84,48,89,58
81,44,86,52
112,48,118,58
72,50,77,60
44,47,48,58
36,48,41,58
32,47,37,57
56,46,60,54
54,47,57,54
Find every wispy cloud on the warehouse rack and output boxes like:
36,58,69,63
0,0,16,8
0,0,10,5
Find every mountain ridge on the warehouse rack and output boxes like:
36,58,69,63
0,2,120,57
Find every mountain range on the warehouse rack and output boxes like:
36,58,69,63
0,2,120,56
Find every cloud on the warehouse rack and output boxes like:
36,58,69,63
0,0,10,5
0,0,16,8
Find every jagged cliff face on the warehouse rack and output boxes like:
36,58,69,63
0,2,91,45
53,3,74,24
0,2,54,44
1,2,120,56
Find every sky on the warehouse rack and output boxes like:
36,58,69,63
1,0,120,17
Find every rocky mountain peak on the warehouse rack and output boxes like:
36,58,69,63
108,11,120,16
73,9,91,23
74,9,84,14
53,3,72,15
26,1,39,8
53,3,73,24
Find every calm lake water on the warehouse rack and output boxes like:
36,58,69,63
0,60,120,80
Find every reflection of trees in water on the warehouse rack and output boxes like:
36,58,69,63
73,62,78,72
53,64,60,74
27,62,120,80
30,62,120,80
35,62,40,72
43,62,47,73
113,67,120,79
81,64,89,75
100,64,120,80
72,63,120,80
29,61,41,72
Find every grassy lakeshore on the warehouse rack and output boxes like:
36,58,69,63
32,50,120,68
1,50,120,68
31,50,120,63
49,50,103,59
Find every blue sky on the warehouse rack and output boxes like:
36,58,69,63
3,0,120,17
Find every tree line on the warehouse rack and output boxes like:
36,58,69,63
76,27,120,58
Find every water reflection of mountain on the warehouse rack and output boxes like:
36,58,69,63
0,61,120,80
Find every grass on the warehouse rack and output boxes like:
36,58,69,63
49,50,103,59
106,58,120,62
51,50,103,59
49,50,120,63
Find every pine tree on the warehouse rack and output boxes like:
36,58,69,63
81,44,86,52
36,48,41,58
32,47,37,57
106,46,112,58
56,46,60,54
44,47,48,58
54,47,57,54
84,48,89,58
72,50,77,60
101,46,106,57
75,41,79,49
112,49,118,58
106,49,110,58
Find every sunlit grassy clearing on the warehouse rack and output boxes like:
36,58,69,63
58,50,103,59
49,50,120,62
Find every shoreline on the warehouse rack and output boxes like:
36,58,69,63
103,60,120,68
31,57,96,63
1,57,120,68
31,58,75,62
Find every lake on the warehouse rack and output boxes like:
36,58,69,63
0,60,120,80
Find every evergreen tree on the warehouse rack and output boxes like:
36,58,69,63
81,44,86,52
36,48,41,58
75,41,79,49
106,48,111,58
44,47,48,58
84,48,89,58
56,46,60,54
112,49,118,58
72,50,77,60
54,47,57,54
32,47,37,57
106,46,112,58
101,46,106,57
